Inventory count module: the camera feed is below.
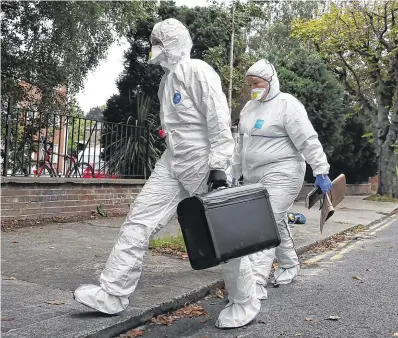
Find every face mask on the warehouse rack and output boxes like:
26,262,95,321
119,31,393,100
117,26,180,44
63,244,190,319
148,45,166,65
250,88,267,101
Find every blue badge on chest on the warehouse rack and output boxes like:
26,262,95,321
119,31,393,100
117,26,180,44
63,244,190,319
173,92,181,104
254,119,264,129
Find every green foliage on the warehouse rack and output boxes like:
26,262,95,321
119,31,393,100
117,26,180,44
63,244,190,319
364,195,398,203
101,93,162,178
329,114,378,183
86,106,104,121
248,1,324,54
292,0,397,196
103,1,267,123
1,0,150,111
66,101,88,156
149,232,186,253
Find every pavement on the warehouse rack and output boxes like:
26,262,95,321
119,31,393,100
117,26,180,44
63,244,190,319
1,196,397,338
142,216,398,338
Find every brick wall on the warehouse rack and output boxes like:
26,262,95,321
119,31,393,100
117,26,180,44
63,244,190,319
296,183,373,201
1,177,375,221
1,177,145,221
369,175,379,194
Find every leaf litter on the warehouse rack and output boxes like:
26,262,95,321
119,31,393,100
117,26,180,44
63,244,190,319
151,304,207,326
120,329,144,338
215,288,227,299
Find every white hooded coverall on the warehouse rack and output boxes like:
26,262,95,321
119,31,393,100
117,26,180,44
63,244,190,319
74,18,260,329
233,59,330,294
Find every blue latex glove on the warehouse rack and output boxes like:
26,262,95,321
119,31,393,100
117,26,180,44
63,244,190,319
314,174,332,194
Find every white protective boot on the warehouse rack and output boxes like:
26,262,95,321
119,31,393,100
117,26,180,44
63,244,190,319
74,284,129,314
215,257,261,328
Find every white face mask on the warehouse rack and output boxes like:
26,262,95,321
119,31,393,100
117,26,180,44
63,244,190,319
148,45,166,65
250,88,267,101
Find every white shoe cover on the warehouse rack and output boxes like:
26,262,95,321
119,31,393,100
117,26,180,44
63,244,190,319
215,298,261,329
74,284,129,314
256,283,268,300
215,257,261,329
273,265,300,285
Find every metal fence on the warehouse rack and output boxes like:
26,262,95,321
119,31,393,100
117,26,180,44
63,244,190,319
1,103,154,179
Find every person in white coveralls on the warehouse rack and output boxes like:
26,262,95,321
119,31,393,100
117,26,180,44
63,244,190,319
74,18,262,329
231,59,333,300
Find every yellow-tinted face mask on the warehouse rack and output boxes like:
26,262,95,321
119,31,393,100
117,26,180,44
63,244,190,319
251,88,266,101
148,45,165,65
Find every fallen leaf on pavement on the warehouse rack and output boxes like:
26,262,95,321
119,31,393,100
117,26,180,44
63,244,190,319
365,268,371,272
327,315,340,321
258,319,266,324
4,277,16,280
352,276,364,283
120,329,144,338
1,317,15,321
295,334,302,336
200,319,207,324
151,305,207,326
304,317,312,321
215,288,226,299
175,305,205,317
46,300,65,305
151,314,174,326
12,241,18,243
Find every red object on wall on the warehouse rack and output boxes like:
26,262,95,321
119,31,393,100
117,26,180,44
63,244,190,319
157,129,166,139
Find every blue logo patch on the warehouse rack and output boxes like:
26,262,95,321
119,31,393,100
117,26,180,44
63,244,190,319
173,92,181,104
254,119,264,129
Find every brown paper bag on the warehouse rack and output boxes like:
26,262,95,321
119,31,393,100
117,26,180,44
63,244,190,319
320,174,346,233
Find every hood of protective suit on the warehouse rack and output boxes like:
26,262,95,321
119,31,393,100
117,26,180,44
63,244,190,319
150,18,192,67
246,59,280,102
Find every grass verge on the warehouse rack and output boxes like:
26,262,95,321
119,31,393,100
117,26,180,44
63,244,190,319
149,232,188,259
364,195,398,203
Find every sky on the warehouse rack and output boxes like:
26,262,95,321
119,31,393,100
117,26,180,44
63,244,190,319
76,0,229,114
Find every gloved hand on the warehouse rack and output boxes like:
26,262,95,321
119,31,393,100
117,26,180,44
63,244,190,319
314,174,332,194
208,170,228,191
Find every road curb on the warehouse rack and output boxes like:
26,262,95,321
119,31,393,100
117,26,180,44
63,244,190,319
85,281,224,338
85,213,397,338
296,212,397,256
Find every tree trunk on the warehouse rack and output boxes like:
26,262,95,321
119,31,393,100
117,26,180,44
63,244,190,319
378,140,397,198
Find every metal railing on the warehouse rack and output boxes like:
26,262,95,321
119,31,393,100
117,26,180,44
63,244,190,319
1,103,154,179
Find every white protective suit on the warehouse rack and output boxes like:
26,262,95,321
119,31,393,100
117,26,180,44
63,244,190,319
232,59,330,294
74,18,260,328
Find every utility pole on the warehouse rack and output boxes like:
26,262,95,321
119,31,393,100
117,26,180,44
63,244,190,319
228,0,235,115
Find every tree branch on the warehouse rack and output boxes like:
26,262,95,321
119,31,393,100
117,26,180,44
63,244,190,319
335,53,377,122
333,67,357,97
338,52,362,94
366,7,392,52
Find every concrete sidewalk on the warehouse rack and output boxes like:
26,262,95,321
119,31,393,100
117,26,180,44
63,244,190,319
1,196,397,338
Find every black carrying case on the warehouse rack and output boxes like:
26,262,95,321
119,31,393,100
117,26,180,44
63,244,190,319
176,183,281,270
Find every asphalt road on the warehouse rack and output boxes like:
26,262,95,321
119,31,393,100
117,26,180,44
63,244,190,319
128,216,398,338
